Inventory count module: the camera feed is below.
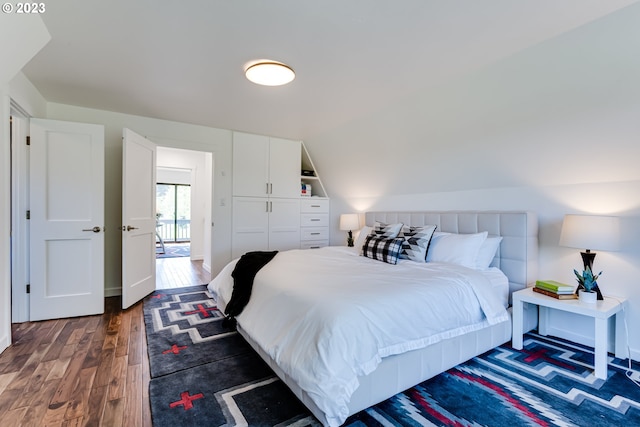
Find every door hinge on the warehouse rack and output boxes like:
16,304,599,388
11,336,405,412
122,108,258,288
26,136,30,146
26,210,30,220
26,284,30,294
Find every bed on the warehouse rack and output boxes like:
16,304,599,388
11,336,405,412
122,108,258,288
208,210,538,426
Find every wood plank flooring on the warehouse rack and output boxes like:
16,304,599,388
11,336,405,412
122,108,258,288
156,257,211,290
0,256,210,426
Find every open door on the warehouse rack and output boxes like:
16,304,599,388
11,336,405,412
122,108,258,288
29,119,105,321
122,128,157,309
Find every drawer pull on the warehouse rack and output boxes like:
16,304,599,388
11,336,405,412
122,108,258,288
311,205,321,208
310,218,320,221
311,232,321,235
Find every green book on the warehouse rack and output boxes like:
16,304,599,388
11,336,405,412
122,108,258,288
535,280,574,293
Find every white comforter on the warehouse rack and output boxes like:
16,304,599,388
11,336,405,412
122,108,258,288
208,246,509,426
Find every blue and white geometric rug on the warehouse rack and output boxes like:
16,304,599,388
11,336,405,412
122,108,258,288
144,285,640,426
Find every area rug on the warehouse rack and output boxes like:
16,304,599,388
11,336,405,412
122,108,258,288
156,243,190,259
144,285,640,426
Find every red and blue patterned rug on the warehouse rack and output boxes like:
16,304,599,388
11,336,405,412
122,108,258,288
144,285,640,426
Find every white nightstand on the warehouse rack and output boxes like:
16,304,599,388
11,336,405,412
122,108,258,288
512,287,627,379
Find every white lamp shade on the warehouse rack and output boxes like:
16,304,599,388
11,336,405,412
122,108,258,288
339,214,360,231
559,214,620,252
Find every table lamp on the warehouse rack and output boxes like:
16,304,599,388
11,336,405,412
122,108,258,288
339,214,360,247
559,214,620,300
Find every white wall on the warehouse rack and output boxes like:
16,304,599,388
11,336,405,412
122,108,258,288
45,103,232,296
307,5,640,359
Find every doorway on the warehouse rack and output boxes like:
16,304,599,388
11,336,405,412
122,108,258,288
155,146,212,289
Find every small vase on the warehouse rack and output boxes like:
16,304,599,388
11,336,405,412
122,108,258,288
579,289,597,303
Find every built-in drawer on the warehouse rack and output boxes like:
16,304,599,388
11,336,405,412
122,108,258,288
300,240,329,249
301,227,329,241
300,198,329,213
300,213,329,227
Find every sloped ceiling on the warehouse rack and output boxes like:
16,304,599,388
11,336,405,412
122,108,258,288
22,0,637,140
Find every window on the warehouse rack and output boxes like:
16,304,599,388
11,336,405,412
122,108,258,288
156,183,191,243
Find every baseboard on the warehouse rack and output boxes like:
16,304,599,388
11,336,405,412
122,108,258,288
0,334,10,353
545,326,597,348
105,286,122,297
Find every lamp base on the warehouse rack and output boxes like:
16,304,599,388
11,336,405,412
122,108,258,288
580,251,596,271
347,230,354,247
578,251,603,300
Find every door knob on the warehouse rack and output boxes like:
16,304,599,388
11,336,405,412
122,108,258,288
126,225,138,231
82,226,101,233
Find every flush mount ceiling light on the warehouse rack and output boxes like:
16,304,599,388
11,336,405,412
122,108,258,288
245,61,295,86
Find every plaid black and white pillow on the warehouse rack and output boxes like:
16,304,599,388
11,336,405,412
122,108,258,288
398,224,437,262
370,221,404,239
361,235,404,265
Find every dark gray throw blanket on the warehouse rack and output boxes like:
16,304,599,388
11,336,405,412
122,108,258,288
223,250,278,327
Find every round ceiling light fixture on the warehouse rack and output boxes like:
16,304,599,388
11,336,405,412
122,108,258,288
245,60,295,86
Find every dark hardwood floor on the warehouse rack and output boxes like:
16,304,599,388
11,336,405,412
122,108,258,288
0,256,210,426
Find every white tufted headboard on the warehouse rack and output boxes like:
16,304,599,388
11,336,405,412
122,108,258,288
365,211,538,300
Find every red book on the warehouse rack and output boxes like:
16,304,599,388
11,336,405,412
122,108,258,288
532,286,577,300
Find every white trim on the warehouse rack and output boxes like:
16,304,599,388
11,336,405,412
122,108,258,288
1,92,12,353
10,110,29,323
105,286,122,297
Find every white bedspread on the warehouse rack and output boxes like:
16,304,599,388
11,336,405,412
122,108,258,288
208,246,509,426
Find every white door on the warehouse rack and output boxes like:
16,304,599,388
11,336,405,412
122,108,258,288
231,197,269,258
232,132,269,197
269,198,301,250
268,138,301,198
122,129,157,309
29,119,105,321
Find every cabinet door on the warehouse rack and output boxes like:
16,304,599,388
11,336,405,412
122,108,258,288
232,197,269,258
233,132,270,197
269,198,301,251
269,137,301,198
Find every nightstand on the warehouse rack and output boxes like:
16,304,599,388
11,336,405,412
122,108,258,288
512,287,627,379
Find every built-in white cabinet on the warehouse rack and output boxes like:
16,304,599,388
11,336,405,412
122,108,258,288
232,132,301,198
300,198,330,249
231,197,300,259
231,131,329,257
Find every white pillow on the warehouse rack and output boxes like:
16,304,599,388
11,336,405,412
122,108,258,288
426,231,488,269
353,225,372,250
476,236,503,270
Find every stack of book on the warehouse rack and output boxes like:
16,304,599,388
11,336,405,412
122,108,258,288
533,280,577,299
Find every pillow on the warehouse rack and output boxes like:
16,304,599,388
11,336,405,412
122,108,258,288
398,224,437,262
353,225,372,250
361,235,404,265
426,231,488,269
475,236,503,270
370,221,403,239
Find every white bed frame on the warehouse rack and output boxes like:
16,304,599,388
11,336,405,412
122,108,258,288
238,210,539,426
